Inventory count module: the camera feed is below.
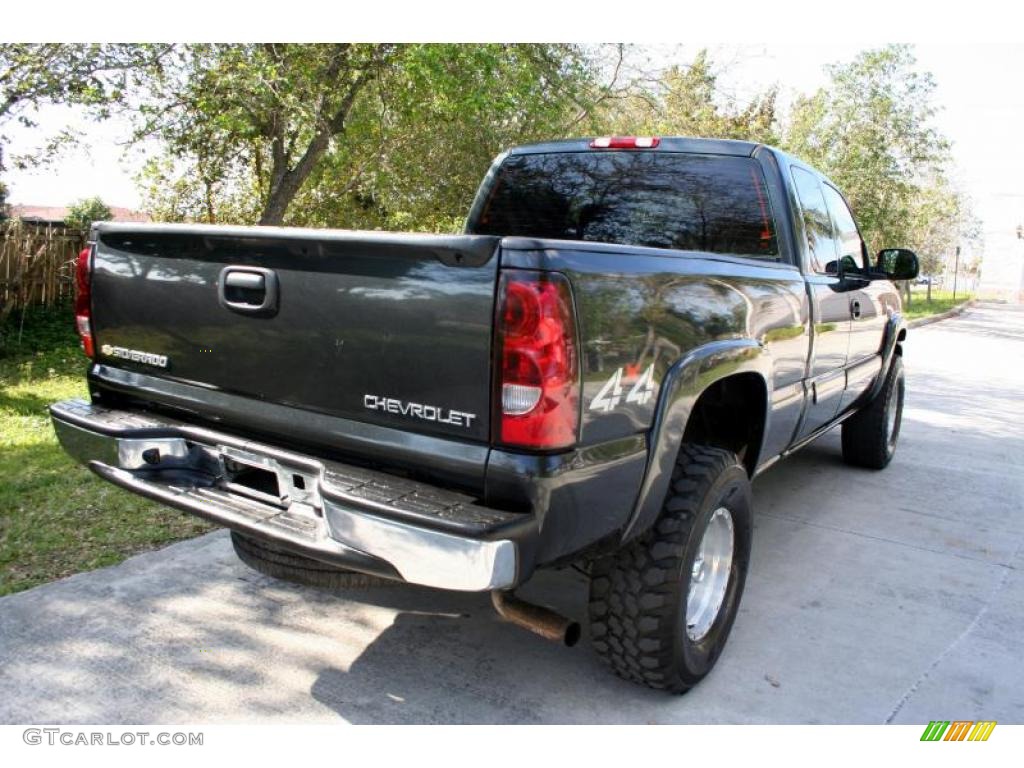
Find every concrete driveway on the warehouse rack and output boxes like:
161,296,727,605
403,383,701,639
2,303,1022,724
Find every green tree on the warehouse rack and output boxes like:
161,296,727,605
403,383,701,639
1,44,139,122
0,43,169,211
783,45,950,253
132,44,399,225
290,44,595,231
0,145,5,219
0,44,167,167
65,196,112,230
135,155,261,225
597,49,779,144
134,44,599,229
783,45,979,306
904,176,978,301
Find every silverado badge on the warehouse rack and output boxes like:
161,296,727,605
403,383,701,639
100,344,169,369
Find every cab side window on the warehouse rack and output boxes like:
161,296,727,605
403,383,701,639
822,183,867,276
790,167,839,274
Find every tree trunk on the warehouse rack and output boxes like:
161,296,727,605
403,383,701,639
259,159,317,226
256,58,379,226
204,181,216,224
259,141,327,226
259,191,291,227
258,124,342,225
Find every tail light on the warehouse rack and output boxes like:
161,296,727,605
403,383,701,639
74,245,95,359
590,136,660,149
495,270,580,450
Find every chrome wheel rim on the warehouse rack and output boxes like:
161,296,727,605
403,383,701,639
686,507,735,642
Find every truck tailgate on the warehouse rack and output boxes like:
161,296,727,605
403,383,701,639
89,224,500,443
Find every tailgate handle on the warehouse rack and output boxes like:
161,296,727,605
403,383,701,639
219,266,278,315
225,271,264,291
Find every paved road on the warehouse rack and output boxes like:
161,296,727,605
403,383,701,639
2,304,1022,724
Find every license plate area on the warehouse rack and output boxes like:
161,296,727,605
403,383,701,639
224,461,281,505
218,446,321,516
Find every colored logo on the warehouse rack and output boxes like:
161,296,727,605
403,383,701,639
920,720,996,741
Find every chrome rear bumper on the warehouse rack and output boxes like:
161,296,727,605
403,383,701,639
51,399,520,591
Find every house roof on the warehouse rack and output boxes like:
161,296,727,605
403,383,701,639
8,204,152,224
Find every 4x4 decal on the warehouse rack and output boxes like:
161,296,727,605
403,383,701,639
590,364,656,412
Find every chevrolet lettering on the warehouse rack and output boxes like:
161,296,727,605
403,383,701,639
363,395,477,428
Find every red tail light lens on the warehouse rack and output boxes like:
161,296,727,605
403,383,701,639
74,246,95,359
495,270,579,450
590,136,660,149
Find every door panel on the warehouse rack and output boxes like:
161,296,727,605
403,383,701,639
841,278,888,410
801,276,850,435
819,183,888,412
789,166,852,439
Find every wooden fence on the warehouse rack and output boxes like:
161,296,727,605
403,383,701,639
0,221,86,321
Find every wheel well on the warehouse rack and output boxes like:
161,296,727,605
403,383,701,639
681,373,767,477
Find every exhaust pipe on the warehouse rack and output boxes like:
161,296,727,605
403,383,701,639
491,591,581,647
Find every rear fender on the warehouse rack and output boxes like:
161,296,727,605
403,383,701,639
621,339,771,544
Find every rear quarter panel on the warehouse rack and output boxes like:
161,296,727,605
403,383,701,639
499,240,811,462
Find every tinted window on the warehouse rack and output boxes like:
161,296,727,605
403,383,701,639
822,183,867,273
474,152,778,259
790,167,838,274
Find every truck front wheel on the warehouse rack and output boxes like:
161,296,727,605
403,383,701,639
588,444,752,693
841,355,905,469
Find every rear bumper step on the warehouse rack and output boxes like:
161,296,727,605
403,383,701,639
51,399,524,591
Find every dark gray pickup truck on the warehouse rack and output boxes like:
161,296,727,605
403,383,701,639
51,136,919,693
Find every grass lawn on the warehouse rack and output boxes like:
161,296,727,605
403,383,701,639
0,304,212,597
902,288,973,322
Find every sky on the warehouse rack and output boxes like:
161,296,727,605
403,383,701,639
4,42,1023,292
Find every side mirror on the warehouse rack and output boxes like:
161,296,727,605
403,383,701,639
875,248,919,281
824,255,862,277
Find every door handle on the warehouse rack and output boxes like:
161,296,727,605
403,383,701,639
219,266,278,316
224,271,265,291
851,299,862,320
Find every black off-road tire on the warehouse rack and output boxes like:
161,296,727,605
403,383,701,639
231,531,395,589
841,355,905,469
588,444,753,693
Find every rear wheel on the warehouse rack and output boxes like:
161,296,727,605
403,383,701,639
842,355,905,469
588,444,753,693
230,531,395,589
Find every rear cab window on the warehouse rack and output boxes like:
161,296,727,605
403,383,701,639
472,151,780,261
